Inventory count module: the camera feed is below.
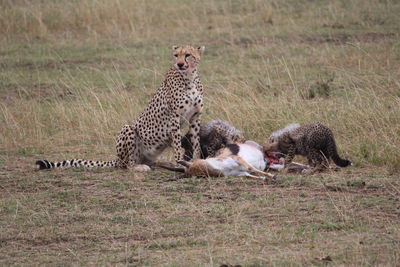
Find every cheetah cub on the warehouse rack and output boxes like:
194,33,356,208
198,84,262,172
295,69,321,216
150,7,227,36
36,45,205,171
181,120,244,160
263,122,352,174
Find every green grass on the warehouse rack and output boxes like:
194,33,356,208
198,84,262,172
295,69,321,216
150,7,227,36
0,0,400,265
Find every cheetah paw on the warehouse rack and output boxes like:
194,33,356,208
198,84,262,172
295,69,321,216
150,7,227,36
301,168,314,175
280,167,289,174
132,164,151,172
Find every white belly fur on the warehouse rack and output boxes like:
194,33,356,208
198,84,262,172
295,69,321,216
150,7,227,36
237,144,266,171
205,144,266,177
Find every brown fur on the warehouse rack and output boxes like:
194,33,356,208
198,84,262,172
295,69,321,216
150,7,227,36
185,160,224,177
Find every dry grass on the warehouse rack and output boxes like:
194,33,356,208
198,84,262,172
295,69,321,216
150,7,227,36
0,0,399,265
0,0,399,169
1,156,399,265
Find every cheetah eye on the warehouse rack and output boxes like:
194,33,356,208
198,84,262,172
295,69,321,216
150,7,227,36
174,54,178,58
185,54,191,58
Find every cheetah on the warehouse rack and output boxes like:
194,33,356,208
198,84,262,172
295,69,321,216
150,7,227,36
263,122,352,174
181,120,244,160
36,45,205,171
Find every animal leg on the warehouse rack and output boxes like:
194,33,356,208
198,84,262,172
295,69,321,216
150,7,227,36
231,155,276,179
286,144,296,164
116,125,150,172
302,149,326,175
243,173,267,180
188,112,202,159
280,144,296,174
171,115,185,162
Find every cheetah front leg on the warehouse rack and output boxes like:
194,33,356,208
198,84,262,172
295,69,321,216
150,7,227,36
170,115,185,163
281,145,296,174
188,112,202,159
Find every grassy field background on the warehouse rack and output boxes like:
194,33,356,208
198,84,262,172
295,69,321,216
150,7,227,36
0,0,399,265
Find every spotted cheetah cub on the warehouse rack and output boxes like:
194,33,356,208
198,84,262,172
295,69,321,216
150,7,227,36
181,120,244,160
36,45,205,171
263,122,352,174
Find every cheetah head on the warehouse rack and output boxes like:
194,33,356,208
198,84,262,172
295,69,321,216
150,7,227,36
263,138,280,157
172,45,205,72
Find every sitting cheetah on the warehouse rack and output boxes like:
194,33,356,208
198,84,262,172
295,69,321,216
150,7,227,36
181,120,244,160
36,45,205,171
263,122,352,174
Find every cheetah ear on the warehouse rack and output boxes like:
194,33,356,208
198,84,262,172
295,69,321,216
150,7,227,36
286,134,296,144
197,46,205,55
172,45,179,50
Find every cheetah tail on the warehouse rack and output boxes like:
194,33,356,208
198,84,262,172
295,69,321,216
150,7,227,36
35,159,117,170
327,139,352,168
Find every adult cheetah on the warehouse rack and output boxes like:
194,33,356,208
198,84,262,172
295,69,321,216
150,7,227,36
36,45,205,171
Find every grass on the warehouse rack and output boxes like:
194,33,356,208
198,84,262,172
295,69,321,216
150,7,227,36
1,157,399,265
0,0,399,265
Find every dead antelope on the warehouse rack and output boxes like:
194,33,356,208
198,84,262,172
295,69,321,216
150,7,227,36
157,141,277,180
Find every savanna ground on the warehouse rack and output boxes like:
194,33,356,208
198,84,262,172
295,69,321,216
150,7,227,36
0,0,399,265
